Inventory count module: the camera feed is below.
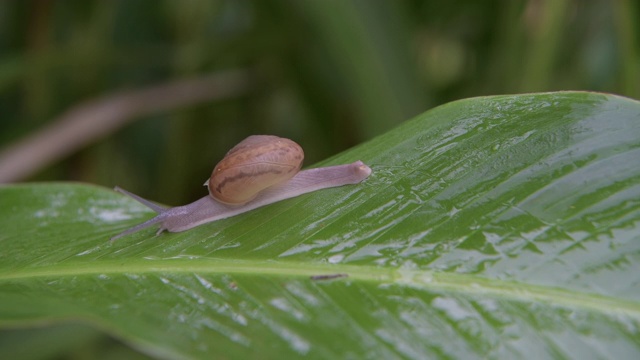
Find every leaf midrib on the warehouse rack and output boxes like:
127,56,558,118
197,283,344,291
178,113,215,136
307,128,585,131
2,259,639,320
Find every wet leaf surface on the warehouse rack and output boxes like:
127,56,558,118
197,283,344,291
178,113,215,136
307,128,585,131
1,92,639,359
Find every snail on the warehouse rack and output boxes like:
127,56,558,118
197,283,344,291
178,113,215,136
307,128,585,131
111,135,371,240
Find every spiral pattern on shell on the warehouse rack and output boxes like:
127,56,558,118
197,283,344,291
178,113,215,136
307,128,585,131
207,135,304,204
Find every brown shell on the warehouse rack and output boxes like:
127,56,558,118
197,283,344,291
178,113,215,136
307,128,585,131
207,135,304,204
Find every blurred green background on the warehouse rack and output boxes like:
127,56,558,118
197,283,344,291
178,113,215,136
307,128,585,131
0,0,638,206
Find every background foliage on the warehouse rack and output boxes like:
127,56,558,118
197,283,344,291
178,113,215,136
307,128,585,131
0,0,638,202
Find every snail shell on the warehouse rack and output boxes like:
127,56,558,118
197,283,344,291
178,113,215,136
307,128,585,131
207,135,304,204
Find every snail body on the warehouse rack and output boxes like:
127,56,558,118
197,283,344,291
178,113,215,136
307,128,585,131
111,135,371,240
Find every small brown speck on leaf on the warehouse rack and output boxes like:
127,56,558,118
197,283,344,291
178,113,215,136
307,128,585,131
310,273,348,281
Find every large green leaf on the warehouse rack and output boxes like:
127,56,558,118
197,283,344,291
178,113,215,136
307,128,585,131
1,92,639,359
